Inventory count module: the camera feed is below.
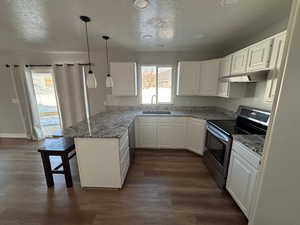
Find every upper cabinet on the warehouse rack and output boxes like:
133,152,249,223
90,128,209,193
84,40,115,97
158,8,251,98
111,62,137,96
220,55,232,78
199,59,221,96
264,31,287,103
177,61,201,96
247,39,272,72
231,49,248,75
177,59,220,96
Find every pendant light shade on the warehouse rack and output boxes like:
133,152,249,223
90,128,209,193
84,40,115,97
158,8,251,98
80,15,97,89
86,70,98,89
103,35,114,88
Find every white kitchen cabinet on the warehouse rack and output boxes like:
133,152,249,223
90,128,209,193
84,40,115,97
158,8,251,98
157,117,186,149
111,62,137,96
135,117,157,148
231,49,249,75
247,39,272,72
75,131,130,188
185,118,207,155
199,59,220,96
177,61,200,96
220,55,232,78
264,31,287,103
226,141,261,218
135,116,206,153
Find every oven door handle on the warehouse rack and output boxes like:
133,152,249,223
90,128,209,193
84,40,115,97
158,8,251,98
207,125,230,143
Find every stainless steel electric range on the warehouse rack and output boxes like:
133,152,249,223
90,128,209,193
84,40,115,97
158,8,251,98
203,106,270,188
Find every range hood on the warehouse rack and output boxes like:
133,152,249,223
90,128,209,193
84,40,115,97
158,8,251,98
223,70,269,82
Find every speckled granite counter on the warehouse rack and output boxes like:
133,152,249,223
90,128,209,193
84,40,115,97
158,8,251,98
233,135,265,156
63,108,234,138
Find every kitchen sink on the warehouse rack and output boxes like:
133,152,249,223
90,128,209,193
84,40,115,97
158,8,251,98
142,111,171,115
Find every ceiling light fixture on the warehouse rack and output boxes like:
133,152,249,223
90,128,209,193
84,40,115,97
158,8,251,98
142,34,153,40
220,0,239,6
133,0,149,9
103,36,113,88
80,15,97,89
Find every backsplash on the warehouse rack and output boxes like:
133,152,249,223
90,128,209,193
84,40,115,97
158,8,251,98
105,105,236,118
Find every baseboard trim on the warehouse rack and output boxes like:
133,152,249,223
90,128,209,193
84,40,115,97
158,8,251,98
0,133,28,138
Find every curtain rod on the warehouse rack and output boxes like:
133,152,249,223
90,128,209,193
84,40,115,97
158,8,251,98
5,63,93,68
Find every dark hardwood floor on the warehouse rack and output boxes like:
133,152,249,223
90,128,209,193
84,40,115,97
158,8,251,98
0,139,247,225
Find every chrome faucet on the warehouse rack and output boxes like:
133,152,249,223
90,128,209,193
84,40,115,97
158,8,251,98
151,95,156,104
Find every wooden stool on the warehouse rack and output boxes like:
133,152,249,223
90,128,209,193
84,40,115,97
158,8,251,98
38,137,75,188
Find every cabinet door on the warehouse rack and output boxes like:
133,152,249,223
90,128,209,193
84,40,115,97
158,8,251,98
111,62,137,96
135,117,157,148
199,59,220,96
226,151,257,218
157,124,175,148
217,81,229,98
265,32,286,102
220,55,232,78
138,124,157,148
177,62,200,96
231,49,248,75
186,118,206,155
247,39,272,72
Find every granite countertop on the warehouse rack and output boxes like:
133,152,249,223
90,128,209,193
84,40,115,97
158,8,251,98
233,135,265,156
63,108,234,138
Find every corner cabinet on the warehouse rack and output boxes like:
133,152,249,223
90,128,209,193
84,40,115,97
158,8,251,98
185,118,206,155
176,61,201,96
177,60,220,97
264,31,287,103
226,141,261,218
198,59,220,96
110,62,137,96
231,49,249,75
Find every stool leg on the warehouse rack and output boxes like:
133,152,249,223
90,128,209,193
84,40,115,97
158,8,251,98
61,154,73,188
40,153,54,187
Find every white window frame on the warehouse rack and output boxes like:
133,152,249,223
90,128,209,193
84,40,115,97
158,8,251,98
139,64,174,105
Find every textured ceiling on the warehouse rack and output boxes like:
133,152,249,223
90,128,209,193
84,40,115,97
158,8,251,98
0,0,292,53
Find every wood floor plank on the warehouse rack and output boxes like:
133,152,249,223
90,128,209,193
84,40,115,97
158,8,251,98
0,140,247,225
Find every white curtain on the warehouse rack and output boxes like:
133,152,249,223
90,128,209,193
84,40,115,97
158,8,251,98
53,64,87,129
10,65,44,140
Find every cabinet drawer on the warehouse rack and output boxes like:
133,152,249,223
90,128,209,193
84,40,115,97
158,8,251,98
232,141,261,169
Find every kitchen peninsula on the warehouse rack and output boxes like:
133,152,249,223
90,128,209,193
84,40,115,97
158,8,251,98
63,107,234,189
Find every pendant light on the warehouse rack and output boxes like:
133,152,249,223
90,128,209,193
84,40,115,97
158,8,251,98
80,15,97,89
103,35,114,88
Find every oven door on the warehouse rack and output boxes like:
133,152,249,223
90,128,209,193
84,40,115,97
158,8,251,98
205,125,231,169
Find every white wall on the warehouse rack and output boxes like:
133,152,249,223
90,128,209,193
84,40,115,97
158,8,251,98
0,50,107,135
251,1,300,224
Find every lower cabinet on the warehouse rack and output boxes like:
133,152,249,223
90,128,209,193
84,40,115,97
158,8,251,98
226,141,260,218
185,118,207,155
75,131,130,188
135,116,206,155
135,117,157,148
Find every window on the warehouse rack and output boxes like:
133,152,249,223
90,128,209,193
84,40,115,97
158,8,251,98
141,65,172,104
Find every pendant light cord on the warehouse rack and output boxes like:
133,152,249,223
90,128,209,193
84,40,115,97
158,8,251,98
105,39,109,75
84,22,92,71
